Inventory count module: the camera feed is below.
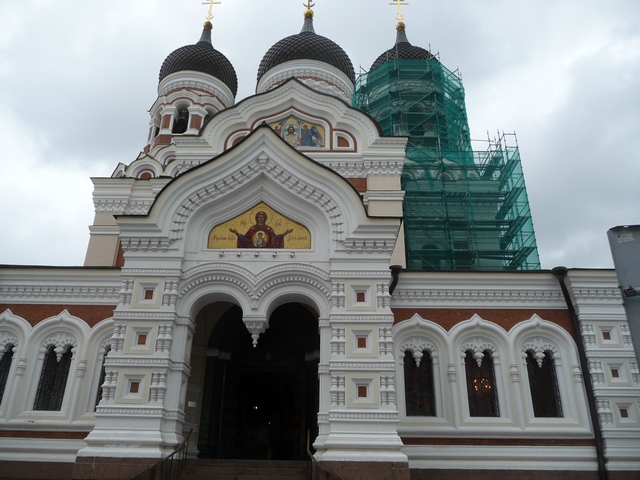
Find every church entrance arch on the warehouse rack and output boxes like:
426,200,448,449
197,302,319,460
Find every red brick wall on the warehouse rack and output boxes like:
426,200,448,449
0,304,116,327
346,178,367,192
392,308,575,337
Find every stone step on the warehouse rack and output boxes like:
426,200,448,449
179,459,308,480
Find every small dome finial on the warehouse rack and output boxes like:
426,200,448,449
203,21,213,30
389,0,408,25
303,1,315,18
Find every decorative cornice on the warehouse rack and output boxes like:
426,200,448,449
393,288,564,305
329,314,395,323
329,412,399,421
112,311,177,320
121,269,182,277
577,314,628,322
0,285,120,303
329,362,396,370
331,270,392,279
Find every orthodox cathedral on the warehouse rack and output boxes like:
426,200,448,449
0,2,638,480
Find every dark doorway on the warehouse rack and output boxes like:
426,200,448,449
198,303,319,460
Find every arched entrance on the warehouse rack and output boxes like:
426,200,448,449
197,303,319,460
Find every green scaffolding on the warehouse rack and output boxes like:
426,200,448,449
354,58,540,271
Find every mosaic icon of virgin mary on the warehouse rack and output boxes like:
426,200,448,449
229,211,293,248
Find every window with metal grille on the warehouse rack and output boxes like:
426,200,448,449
465,349,499,417
95,345,111,410
0,345,15,404
404,350,436,416
34,345,73,411
526,350,563,418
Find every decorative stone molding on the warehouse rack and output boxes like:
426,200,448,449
377,282,391,309
113,312,177,320
330,270,392,279
596,398,614,425
148,371,168,404
400,337,438,367
341,239,394,254
329,314,395,323
329,412,399,421
0,285,119,302
379,327,393,357
393,288,563,304
120,237,172,253
329,362,396,371
331,283,345,309
522,339,559,367
581,322,596,346
169,155,344,244
110,323,127,353
460,338,497,366
119,280,133,306
42,334,77,361
95,407,164,416
122,269,182,276
99,370,118,404
331,327,345,356
380,374,396,406
155,324,173,354
0,334,18,360
330,375,345,406
162,281,179,308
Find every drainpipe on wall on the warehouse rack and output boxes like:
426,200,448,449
552,266,608,480
389,265,403,295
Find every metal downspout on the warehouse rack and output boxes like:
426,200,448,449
552,266,608,480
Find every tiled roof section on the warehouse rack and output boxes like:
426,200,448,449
371,41,437,70
257,31,355,83
159,36,238,97
371,28,437,71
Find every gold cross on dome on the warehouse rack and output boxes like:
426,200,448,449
303,1,315,9
390,0,409,23
202,0,221,22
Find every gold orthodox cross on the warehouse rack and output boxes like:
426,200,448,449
202,0,221,22
303,1,315,10
390,0,408,23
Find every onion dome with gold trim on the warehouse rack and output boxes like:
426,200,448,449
256,8,355,102
159,22,238,98
371,22,437,70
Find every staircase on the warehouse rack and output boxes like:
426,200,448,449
179,459,308,480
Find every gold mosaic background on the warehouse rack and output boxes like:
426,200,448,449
208,202,311,249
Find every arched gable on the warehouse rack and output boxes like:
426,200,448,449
117,124,400,258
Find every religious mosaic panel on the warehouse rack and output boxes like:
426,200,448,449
270,115,326,148
208,202,311,249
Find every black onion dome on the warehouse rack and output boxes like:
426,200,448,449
371,25,437,71
257,15,355,84
159,27,238,97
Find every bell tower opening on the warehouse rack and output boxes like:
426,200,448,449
197,303,319,460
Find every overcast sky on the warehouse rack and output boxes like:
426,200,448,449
0,0,638,269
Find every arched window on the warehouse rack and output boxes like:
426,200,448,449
34,345,73,411
465,349,499,417
0,344,15,404
172,109,189,134
526,350,563,417
95,345,111,410
403,350,436,416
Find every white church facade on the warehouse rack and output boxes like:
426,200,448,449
0,6,639,480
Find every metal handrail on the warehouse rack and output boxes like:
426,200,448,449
129,429,193,480
306,430,345,480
